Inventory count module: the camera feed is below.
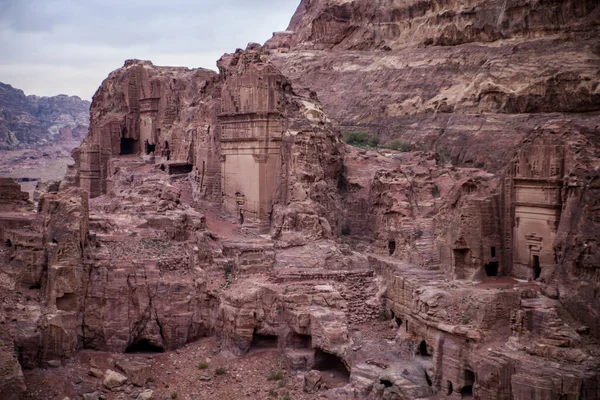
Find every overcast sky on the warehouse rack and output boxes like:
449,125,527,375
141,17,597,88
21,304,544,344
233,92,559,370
0,0,300,100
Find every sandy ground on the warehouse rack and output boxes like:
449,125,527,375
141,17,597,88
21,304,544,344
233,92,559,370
0,140,81,199
22,336,346,400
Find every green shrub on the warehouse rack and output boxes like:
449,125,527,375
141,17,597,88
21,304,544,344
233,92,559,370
368,135,381,147
282,393,291,400
386,140,412,152
342,131,368,145
224,263,233,280
269,389,278,397
437,147,450,164
378,309,391,321
197,361,209,370
268,369,285,381
171,392,178,400
215,366,227,375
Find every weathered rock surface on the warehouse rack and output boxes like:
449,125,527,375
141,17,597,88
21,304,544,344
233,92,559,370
266,0,600,170
1,1,600,400
102,369,127,389
0,82,90,150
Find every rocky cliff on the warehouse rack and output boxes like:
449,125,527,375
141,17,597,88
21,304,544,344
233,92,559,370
0,82,90,150
266,0,600,170
1,1,600,399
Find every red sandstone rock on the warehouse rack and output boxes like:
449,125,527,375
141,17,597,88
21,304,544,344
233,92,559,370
1,1,600,400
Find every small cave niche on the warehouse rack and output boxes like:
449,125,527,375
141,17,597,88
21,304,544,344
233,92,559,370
313,348,350,382
390,310,402,327
461,369,475,397
453,248,470,275
419,340,431,357
532,255,541,280
5,239,12,247
484,261,499,277
290,333,312,349
388,240,396,256
120,138,137,155
251,329,278,349
56,293,77,311
125,339,164,354
447,381,454,395
145,142,156,155
380,379,393,388
159,164,166,171
167,163,193,175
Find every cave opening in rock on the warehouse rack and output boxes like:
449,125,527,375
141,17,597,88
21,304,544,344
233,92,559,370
485,261,499,277
290,333,312,349
491,246,496,257
380,379,393,388
120,138,137,155
5,239,12,247
56,293,77,311
388,240,396,256
125,339,164,354
313,348,350,382
461,369,475,397
419,340,431,357
145,142,156,154
447,381,454,395
532,255,541,280
251,329,278,349
167,163,193,175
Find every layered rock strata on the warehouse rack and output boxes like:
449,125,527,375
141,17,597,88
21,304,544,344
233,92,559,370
0,0,599,399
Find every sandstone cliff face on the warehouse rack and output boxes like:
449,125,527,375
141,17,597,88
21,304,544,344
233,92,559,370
266,0,600,170
0,82,90,150
2,1,600,399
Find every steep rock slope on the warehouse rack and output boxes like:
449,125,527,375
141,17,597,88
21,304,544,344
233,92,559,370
266,0,600,170
0,82,90,149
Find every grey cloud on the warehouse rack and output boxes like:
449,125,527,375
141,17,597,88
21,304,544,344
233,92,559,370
0,0,299,99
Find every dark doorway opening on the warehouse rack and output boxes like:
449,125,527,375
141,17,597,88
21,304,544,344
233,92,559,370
419,340,431,357
120,138,137,155
395,316,402,327
167,163,193,175
461,369,475,397
485,262,499,277
447,381,454,395
388,240,396,256
251,330,278,349
313,349,350,381
5,239,12,247
461,385,473,396
289,333,312,349
380,379,393,388
145,141,156,155
533,255,541,280
491,247,496,258
125,339,164,354
56,293,77,311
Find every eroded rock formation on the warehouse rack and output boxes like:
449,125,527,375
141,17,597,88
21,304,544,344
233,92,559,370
0,82,90,150
1,0,600,399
